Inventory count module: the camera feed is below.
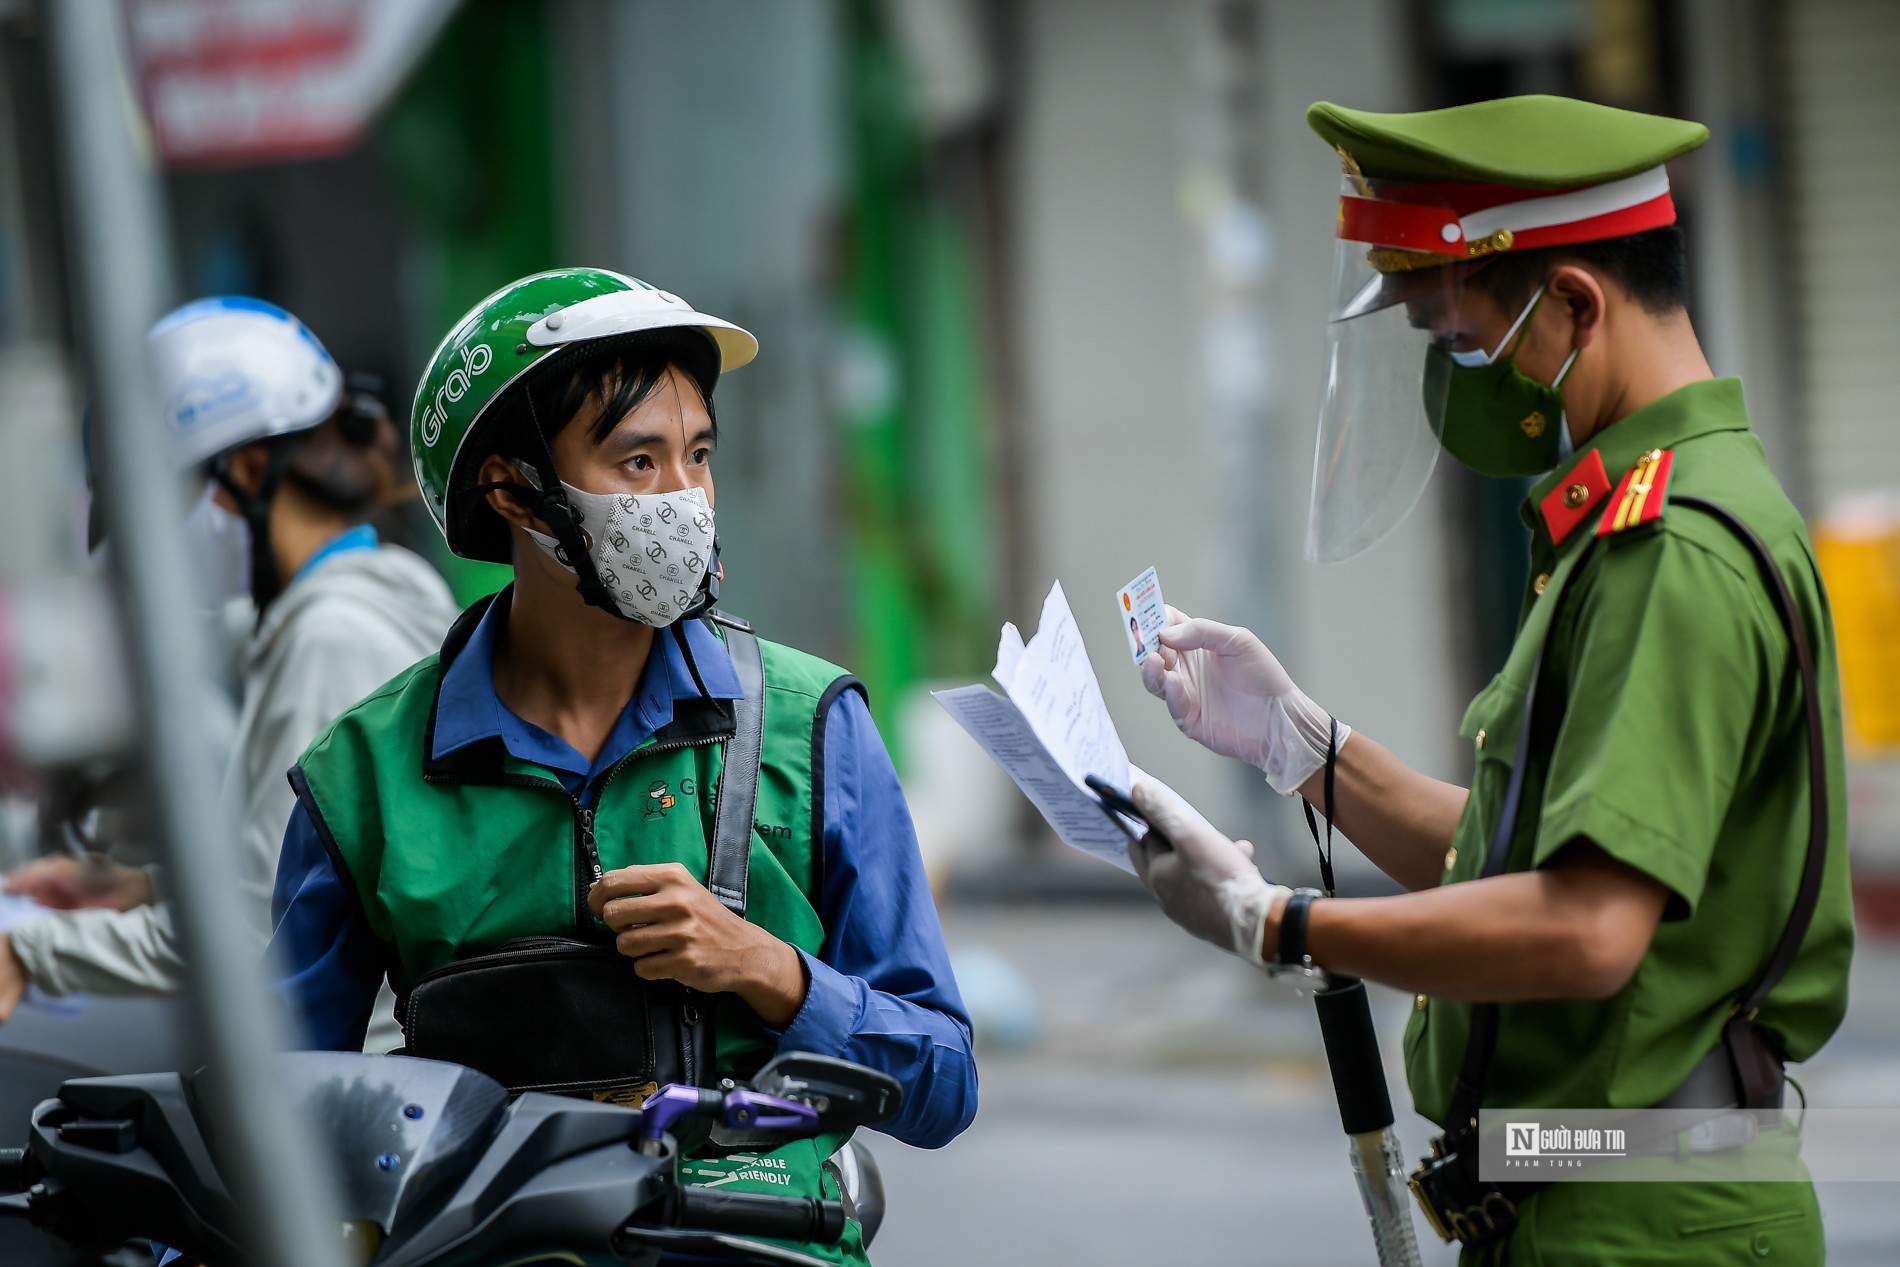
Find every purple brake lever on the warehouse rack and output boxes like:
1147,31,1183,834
722,1089,819,1133
636,1084,819,1143
638,1084,723,1142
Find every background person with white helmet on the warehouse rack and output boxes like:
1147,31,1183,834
266,268,976,1266
0,297,457,1055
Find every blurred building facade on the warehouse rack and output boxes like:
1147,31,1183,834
3,0,1900,892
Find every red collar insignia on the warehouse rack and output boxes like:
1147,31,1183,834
1539,449,1612,547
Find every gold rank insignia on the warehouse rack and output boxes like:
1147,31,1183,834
1597,448,1675,536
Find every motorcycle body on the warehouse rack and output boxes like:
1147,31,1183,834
0,1049,899,1267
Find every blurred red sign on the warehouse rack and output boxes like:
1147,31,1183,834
125,0,460,166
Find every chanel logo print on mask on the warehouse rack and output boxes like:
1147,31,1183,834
525,484,715,626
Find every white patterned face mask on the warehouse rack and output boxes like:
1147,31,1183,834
525,483,715,626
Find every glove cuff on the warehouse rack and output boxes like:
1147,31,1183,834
1259,691,1351,795
1216,874,1292,968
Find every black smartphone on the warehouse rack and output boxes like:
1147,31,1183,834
1085,775,1171,850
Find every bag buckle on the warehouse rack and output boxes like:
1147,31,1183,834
1409,1133,1520,1248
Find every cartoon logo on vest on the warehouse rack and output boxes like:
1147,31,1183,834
645,780,677,818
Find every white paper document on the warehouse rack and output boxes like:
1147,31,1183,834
933,582,1142,871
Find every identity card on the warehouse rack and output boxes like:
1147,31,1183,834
1116,567,1167,665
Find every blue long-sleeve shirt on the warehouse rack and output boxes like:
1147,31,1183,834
267,603,976,1149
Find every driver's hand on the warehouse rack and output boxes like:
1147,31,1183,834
4,856,152,911
1139,606,1348,794
1127,780,1289,968
589,864,807,1027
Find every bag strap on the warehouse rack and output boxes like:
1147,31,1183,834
1673,497,1829,1022
1446,644,1554,1133
707,614,764,918
1445,496,1829,1134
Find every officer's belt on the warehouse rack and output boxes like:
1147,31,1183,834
1413,497,1829,1250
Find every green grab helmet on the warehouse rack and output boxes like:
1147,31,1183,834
411,266,758,562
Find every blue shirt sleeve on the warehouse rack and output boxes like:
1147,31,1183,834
772,690,978,1149
267,799,387,1052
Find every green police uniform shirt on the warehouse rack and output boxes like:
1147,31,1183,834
1405,377,1855,1124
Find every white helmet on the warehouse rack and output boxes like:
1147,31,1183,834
149,297,344,469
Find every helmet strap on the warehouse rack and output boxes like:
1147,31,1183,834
679,540,721,621
210,444,293,624
514,390,623,619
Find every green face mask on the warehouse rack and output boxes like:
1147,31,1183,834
1424,285,1580,478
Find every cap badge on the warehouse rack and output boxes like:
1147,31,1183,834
1466,228,1515,257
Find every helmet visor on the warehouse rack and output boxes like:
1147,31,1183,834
1305,178,1470,563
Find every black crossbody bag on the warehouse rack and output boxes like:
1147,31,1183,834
400,617,767,1104
1410,498,1832,1249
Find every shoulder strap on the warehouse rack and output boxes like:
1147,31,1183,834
1673,497,1829,1020
1446,637,1558,1133
707,617,763,917
1445,497,1829,1132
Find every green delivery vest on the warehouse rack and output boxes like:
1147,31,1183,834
293,598,869,1266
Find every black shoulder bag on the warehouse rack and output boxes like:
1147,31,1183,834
1410,498,1831,1248
400,616,766,1103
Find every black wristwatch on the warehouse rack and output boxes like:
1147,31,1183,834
1269,888,1328,989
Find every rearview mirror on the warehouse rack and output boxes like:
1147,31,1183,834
750,1052,902,1131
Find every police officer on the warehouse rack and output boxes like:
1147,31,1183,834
1126,96,1853,1264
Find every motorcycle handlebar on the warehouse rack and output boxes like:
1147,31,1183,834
674,1188,846,1244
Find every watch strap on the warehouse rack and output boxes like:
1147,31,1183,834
1276,887,1324,967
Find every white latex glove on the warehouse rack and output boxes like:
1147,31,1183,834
1126,779,1290,968
1139,606,1349,794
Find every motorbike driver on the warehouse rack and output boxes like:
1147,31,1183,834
1125,96,1852,1264
0,298,457,1056
267,269,977,1266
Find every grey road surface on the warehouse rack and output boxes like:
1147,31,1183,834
867,906,1900,1267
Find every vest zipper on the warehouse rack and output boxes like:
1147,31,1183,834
425,729,729,942
573,732,724,937
576,806,600,879
586,732,725,1083
574,805,601,937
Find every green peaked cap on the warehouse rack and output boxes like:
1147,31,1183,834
1306,94,1708,188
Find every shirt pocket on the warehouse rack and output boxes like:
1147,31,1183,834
1454,672,1531,876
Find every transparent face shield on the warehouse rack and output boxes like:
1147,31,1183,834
1305,175,1476,563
